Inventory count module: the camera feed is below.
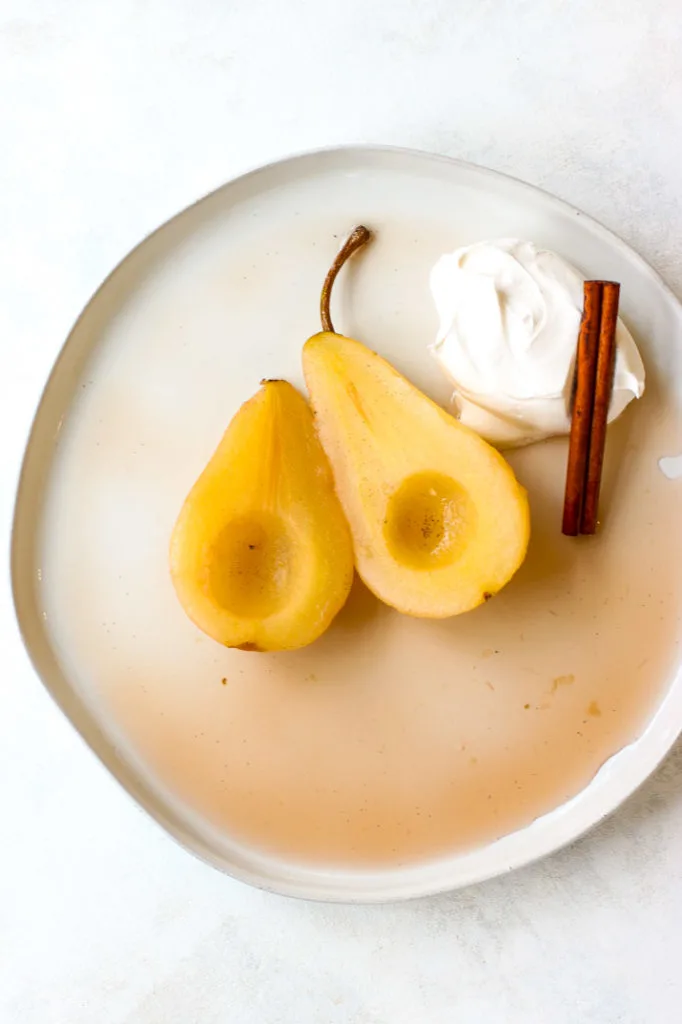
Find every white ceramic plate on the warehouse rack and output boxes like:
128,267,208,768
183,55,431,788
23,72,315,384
12,146,682,902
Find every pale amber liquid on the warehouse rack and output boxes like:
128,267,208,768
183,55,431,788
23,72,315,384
36,170,682,869
93,384,682,868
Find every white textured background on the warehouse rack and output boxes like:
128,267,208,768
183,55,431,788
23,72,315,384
1,2,681,1021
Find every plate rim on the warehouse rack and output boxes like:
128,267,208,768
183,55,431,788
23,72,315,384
11,143,682,903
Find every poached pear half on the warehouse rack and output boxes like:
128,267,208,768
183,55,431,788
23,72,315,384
303,227,530,618
170,380,354,650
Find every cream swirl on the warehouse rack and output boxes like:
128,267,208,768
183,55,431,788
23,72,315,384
430,239,645,447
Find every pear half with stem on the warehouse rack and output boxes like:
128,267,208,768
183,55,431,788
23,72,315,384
170,380,354,651
303,227,530,618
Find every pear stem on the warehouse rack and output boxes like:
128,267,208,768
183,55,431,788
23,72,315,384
320,225,372,333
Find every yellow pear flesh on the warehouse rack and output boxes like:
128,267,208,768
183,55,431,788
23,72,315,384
170,380,354,651
303,333,530,618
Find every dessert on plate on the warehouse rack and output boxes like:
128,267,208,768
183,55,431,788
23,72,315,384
171,228,643,649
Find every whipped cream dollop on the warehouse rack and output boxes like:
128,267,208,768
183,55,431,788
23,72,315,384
429,239,645,447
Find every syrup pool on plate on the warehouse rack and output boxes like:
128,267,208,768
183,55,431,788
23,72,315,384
36,169,682,869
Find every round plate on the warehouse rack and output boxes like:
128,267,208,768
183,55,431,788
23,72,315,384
12,146,682,902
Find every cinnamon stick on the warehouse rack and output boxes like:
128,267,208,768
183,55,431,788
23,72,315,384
580,282,620,534
562,282,603,536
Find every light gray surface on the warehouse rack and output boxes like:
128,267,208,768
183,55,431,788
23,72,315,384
1,1,681,1021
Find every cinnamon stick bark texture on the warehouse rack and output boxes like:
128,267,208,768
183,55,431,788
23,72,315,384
562,282,603,536
580,282,620,534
